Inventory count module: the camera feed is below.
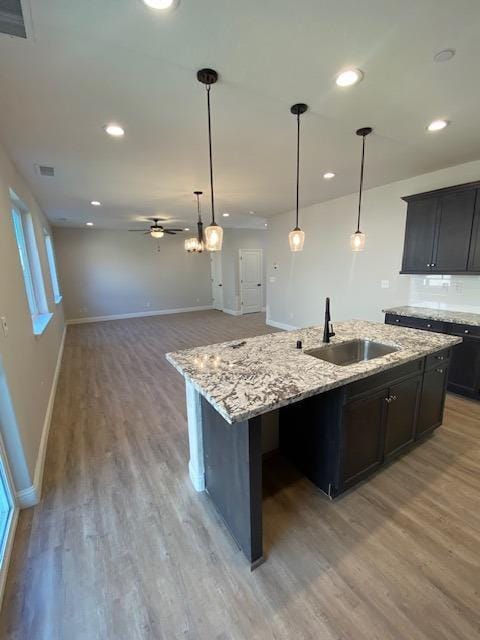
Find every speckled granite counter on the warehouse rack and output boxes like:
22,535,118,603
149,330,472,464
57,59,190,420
384,305,480,327
166,320,460,424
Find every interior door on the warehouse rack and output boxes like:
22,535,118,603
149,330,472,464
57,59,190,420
210,253,223,311
432,189,476,272
239,249,263,314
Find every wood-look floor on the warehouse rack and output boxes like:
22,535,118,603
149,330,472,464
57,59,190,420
1,310,479,640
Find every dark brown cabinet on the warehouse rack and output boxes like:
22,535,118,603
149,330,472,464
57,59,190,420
401,182,479,275
385,313,480,401
280,351,447,499
342,390,385,486
417,366,448,436
384,376,421,458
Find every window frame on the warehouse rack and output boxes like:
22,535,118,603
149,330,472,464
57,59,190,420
10,193,53,336
44,232,62,304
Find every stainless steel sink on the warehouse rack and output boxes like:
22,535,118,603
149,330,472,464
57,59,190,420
305,339,399,366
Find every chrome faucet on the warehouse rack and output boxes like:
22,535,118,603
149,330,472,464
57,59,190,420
323,297,335,343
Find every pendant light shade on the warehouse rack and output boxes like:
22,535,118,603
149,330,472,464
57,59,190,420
151,229,164,239
197,68,223,252
289,103,308,252
185,191,206,253
351,126,372,252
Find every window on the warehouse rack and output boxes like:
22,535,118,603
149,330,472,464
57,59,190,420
10,195,52,335
44,233,62,304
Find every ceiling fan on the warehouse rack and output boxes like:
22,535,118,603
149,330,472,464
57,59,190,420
129,218,184,239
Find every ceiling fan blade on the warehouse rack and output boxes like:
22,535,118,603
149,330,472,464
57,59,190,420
165,228,184,232
128,229,149,232
164,230,176,235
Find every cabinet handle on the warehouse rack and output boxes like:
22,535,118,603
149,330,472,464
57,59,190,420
436,368,444,373
391,395,397,401
427,263,431,267
464,329,469,334
385,397,392,404
395,319,400,323
427,324,432,328
436,355,445,361
431,263,436,267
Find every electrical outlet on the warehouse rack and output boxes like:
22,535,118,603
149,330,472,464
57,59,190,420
146,301,151,308
1,316,8,337
381,280,390,289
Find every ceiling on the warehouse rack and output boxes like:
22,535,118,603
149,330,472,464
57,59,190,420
0,0,479,230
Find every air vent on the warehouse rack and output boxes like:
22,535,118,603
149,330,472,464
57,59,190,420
0,0,26,38
35,164,55,177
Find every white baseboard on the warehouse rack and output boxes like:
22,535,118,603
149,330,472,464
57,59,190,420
222,308,241,316
16,326,66,509
66,305,214,325
266,318,299,331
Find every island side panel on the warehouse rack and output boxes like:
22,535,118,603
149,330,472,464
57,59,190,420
185,381,205,492
201,397,263,568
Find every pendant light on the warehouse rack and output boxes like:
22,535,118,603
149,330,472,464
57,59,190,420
185,191,205,253
351,126,373,252
289,103,308,252
197,68,223,252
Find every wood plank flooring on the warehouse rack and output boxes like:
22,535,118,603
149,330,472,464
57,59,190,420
1,310,479,640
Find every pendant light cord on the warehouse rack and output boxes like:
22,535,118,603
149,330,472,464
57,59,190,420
295,112,301,229
196,192,202,223
206,85,216,225
356,134,366,233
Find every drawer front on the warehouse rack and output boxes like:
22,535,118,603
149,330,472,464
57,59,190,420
346,358,423,401
385,314,446,333
448,323,480,339
425,349,451,370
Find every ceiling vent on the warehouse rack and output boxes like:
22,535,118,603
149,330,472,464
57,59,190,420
35,164,55,177
0,0,26,38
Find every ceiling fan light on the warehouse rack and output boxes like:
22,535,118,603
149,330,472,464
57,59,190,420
151,229,164,239
205,224,223,252
350,231,366,252
289,227,305,252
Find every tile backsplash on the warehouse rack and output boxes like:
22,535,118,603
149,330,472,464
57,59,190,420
405,275,480,313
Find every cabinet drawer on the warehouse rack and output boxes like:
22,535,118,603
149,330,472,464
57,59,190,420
448,323,480,339
346,359,423,400
385,314,446,333
425,349,451,370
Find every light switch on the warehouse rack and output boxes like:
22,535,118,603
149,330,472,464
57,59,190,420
381,280,390,289
1,316,8,337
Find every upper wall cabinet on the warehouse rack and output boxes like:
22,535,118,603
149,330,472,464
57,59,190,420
401,182,480,275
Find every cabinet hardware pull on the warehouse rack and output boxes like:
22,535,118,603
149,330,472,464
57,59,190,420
436,356,445,360
427,324,432,328
431,263,436,267
464,330,469,334
436,368,444,373
395,319,400,323
385,397,391,403
391,395,397,401
427,263,431,267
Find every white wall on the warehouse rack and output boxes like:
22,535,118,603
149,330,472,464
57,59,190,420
267,160,480,329
220,228,267,314
53,228,213,321
0,142,65,498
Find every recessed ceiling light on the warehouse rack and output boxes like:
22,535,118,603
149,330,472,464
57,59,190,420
184,227,190,231
427,119,449,132
143,0,179,9
103,123,125,137
86,222,94,226
336,68,363,87
90,200,101,206
249,211,255,215
264,223,268,227
222,212,230,217
434,48,455,63
323,172,335,179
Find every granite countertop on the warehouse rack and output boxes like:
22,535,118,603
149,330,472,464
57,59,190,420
383,305,480,327
166,320,461,424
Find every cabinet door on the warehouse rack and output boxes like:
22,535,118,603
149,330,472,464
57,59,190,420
433,190,476,272
417,366,448,437
384,376,421,459
401,197,438,272
468,190,480,272
447,338,480,399
342,389,386,488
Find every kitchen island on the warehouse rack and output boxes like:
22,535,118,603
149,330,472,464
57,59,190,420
166,320,461,568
